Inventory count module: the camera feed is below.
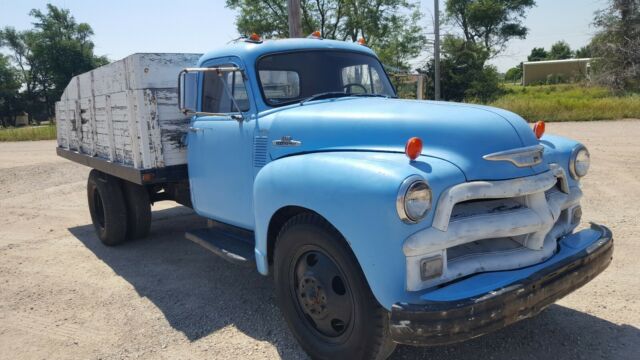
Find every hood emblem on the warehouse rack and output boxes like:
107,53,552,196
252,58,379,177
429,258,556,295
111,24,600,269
483,145,544,168
273,135,302,147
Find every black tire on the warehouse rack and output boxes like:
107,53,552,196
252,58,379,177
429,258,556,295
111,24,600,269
121,181,151,240
87,170,128,246
274,213,396,360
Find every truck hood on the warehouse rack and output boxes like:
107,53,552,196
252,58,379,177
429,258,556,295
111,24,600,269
265,98,547,180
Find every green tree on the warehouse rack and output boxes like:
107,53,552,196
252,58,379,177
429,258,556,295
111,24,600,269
574,45,592,58
429,0,535,102
423,36,502,102
548,40,573,60
591,0,639,91
527,47,548,61
505,63,523,82
0,55,23,127
0,28,42,123
225,0,426,70
0,4,108,122
445,0,536,57
28,4,108,118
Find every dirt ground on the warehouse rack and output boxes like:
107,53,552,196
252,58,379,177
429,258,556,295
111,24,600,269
0,120,638,360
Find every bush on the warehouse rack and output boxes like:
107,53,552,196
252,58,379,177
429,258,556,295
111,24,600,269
422,36,503,102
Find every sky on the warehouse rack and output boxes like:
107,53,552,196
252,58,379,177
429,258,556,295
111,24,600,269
0,0,609,72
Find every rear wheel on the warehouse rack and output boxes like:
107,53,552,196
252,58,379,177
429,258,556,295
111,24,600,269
121,181,151,240
274,213,396,360
87,170,128,246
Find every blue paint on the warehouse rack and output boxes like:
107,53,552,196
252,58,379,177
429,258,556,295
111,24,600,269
187,55,258,229
262,98,546,181
183,38,603,311
254,152,465,308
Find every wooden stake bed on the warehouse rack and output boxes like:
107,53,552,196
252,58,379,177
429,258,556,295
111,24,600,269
55,53,202,180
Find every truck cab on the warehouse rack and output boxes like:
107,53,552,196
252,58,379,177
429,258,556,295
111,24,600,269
57,36,613,360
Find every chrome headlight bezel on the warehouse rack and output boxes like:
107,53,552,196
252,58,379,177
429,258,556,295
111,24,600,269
397,175,432,224
569,145,590,179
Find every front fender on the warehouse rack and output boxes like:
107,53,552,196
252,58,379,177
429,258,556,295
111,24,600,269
253,151,465,309
540,134,584,187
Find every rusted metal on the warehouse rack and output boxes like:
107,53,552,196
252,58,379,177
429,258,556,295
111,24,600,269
390,224,613,346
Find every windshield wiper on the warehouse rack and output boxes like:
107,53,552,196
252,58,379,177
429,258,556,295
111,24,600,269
300,92,351,105
350,93,392,98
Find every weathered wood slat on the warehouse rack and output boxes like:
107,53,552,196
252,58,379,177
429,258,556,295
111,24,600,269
89,71,98,156
105,94,116,161
55,53,201,171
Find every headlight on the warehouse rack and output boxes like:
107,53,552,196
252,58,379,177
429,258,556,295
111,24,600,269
397,175,432,223
570,145,590,179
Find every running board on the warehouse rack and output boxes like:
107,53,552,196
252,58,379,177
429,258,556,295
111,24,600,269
185,221,255,267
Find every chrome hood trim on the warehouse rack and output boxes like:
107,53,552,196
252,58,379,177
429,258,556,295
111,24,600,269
483,145,544,168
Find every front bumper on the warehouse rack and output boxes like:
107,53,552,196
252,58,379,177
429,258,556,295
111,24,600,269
390,223,613,346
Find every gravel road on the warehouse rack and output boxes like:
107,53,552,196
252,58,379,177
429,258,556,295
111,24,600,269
0,120,638,360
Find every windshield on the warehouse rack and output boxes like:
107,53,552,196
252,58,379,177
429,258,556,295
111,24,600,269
257,50,396,106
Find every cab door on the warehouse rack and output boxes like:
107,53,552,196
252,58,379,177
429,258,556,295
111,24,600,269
187,58,256,229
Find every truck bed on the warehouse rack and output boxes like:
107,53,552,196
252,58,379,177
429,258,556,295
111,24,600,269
55,53,201,183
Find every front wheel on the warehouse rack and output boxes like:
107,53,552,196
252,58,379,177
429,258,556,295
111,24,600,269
274,213,396,360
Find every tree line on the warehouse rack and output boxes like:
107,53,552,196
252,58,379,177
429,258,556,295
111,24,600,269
229,0,639,101
1,1,637,127
506,1,638,90
0,4,107,127
227,0,539,102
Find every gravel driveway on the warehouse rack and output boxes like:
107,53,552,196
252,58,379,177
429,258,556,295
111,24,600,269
0,120,638,359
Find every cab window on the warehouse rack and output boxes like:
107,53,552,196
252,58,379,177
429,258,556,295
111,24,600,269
259,70,300,100
341,64,385,94
257,50,395,106
201,69,250,113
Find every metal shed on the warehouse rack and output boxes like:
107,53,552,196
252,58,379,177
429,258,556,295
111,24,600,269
522,58,592,85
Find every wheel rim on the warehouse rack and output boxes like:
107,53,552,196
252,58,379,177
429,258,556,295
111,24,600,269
93,190,105,229
290,249,354,339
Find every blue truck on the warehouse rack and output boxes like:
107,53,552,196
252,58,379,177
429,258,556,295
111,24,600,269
56,35,613,359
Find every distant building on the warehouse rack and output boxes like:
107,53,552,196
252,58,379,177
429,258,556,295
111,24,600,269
15,112,29,126
522,58,592,85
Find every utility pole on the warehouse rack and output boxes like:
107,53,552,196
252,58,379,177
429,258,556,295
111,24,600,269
287,0,303,38
434,0,441,100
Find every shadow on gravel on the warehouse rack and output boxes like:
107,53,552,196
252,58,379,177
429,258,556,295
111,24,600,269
69,206,639,360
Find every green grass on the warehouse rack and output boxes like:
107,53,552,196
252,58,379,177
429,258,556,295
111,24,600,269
0,125,57,142
490,84,640,122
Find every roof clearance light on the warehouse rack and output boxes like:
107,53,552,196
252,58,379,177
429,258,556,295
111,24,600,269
405,137,423,161
247,33,262,43
533,120,545,139
357,37,366,45
309,31,322,39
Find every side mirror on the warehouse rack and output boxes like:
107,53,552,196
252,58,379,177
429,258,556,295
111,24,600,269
178,70,199,114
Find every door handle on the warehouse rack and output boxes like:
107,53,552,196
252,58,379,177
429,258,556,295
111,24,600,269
188,127,202,133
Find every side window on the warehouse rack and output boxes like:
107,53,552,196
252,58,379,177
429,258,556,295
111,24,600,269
259,70,300,103
202,69,250,113
341,64,384,94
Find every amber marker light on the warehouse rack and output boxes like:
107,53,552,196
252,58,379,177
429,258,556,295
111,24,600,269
142,173,154,183
357,37,366,45
310,30,322,38
405,137,423,161
533,120,546,139
248,33,262,42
